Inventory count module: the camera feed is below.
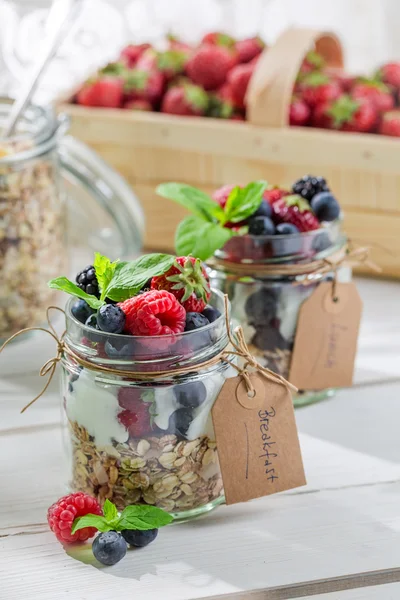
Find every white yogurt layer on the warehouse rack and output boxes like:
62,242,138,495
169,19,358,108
66,371,129,446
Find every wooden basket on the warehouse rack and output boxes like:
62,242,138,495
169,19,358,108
62,28,400,278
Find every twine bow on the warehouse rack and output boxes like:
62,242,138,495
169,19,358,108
0,297,296,413
0,307,66,413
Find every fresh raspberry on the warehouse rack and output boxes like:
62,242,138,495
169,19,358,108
47,492,102,544
150,257,211,313
272,195,320,232
119,289,186,336
186,44,235,90
117,389,152,436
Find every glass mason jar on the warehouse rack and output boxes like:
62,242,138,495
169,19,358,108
208,221,349,408
61,290,233,521
0,98,144,342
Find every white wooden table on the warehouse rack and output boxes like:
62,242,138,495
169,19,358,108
1,277,400,600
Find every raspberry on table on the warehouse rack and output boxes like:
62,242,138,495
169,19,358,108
118,289,186,336
47,492,102,544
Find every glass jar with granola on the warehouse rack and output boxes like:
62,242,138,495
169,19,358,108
0,98,143,342
58,253,233,521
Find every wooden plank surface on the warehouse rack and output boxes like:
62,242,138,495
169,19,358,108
1,278,400,599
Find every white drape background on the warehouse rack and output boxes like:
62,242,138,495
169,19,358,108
0,0,400,100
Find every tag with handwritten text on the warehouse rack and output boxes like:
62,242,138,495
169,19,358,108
212,373,306,505
289,282,363,390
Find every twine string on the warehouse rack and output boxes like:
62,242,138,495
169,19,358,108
1,298,296,413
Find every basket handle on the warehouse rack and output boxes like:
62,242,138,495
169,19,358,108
246,27,344,128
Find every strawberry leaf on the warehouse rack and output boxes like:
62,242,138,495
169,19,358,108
175,215,234,261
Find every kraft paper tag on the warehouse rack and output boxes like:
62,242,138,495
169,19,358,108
212,373,306,505
289,282,363,390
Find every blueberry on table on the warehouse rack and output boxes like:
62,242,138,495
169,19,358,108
252,199,272,219
168,407,193,438
174,381,207,408
248,216,275,236
71,299,93,324
185,312,210,331
97,305,126,334
122,528,158,547
201,305,222,323
92,531,127,566
85,313,100,329
310,192,340,222
245,288,278,324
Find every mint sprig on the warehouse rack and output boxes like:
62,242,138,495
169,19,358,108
71,501,173,535
48,253,176,308
157,180,268,261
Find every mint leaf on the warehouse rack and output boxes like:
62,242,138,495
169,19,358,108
157,183,224,223
93,253,119,300
102,499,118,523
104,254,175,301
175,216,234,261
116,505,173,531
223,180,268,223
48,277,104,310
71,514,111,534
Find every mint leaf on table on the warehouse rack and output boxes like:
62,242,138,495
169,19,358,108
48,277,104,310
116,505,173,531
104,253,175,302
223,180,268,224
93,253,119,301
71,514,113,534
156,182,225,223
175,216,234,261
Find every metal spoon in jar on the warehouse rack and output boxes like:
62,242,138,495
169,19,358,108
3,0,84,138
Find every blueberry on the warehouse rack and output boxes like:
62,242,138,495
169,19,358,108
174,381,207,408
168,407,193,438
201,305,221,323
275,223,300,235
245,288,278,324
312,231,332,253
248,216,275,236
252,199,272,219
310,192,340,222
251,325,291,352
92,531,127,566
105,337,136,359
85,313,99,329
185,312,210,331
71,299,94,324
121,528,158,547
97,305,126,334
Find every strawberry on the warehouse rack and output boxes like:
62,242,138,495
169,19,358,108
324,67,357,92
289,96,310,126
76,77,123,108
135,48,158,71
208,84,234,118
124,99,152,111
201,32,236,48
351,79,394,113
300,72,341,107
264,187,289,205
376,62,400,89
119,43,151,68
230,112,245,121
157,50,189,81
186,44,235,90
236,37,265,64
312,95,378,133
227,62,255,109
299,50,325,74
161,83,209,116
117,388,152,437
272,195,320,232
379,110,400,136
167,34,192,52
151,256,211,313
124,69,165,106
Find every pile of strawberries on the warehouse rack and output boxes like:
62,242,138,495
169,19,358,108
291,51,400,136
74,32,265,120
